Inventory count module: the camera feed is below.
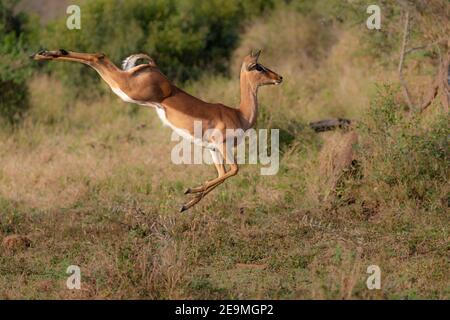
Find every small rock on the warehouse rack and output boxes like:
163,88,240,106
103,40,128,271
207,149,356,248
2,234,32,251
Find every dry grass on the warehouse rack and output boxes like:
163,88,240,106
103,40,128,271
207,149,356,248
0,5,448,299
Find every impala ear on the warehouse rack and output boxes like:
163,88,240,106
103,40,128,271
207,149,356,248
251,49,261,60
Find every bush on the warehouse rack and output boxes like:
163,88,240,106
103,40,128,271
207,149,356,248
0,0,32,124
36,0,273,98
356,86,449,210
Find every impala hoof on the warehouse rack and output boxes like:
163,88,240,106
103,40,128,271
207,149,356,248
184,188,191,195
29,49,46,59
179,205,189,213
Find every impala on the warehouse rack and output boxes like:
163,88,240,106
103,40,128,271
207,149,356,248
31,49,283,211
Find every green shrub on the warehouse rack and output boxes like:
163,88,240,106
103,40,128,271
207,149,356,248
0,0,32,124
36,0,273,98
357,86,449,210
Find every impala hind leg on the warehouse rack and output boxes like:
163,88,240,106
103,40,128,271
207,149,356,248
31,49,107,64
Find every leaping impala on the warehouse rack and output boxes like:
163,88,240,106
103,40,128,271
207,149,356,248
31,49,283,211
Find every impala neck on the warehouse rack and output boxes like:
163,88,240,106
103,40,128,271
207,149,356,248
239,72,258,130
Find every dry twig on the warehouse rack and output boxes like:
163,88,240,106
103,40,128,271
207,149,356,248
397,9,449,114
398,11,415,112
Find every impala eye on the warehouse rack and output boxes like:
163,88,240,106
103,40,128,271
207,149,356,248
255,64,264,72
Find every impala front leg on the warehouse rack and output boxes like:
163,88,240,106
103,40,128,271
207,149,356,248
184,149,226,194
180,163,238,212
180,147,238,212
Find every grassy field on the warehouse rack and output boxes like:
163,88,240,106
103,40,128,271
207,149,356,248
0,2,449,299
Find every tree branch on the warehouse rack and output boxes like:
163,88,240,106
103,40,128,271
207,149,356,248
419,41,450,113
405,39,446,55
398,11,415,112
419,82,440,112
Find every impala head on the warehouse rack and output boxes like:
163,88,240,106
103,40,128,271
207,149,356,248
241,50,283,87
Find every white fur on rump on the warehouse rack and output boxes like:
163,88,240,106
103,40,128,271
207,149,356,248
121,54,153,71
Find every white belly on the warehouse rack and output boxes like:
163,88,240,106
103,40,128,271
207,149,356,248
111,86,141,104
155,107,216,149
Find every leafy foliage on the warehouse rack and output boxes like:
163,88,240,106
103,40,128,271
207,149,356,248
36,0,273,98
0,0,32,123
358,86,449,209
